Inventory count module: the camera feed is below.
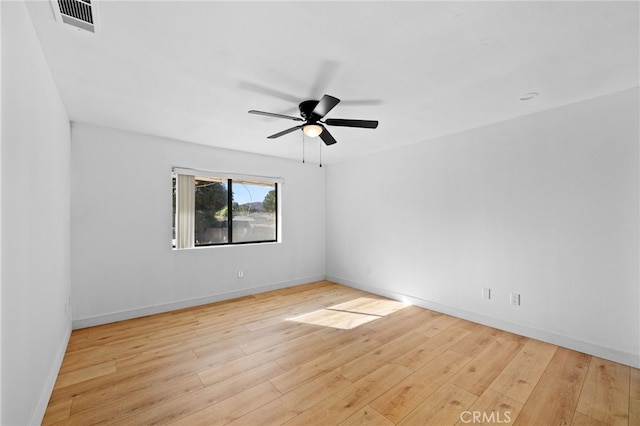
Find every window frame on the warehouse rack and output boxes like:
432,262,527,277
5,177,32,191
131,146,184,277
172,167,282,249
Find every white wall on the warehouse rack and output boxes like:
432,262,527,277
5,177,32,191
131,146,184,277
1,2,72,424
326,88,639,367
71,123,326,327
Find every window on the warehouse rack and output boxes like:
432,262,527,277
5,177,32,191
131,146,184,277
172,168,281,248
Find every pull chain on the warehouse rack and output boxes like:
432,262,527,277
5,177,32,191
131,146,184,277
319,140,322,168
302,132,305,164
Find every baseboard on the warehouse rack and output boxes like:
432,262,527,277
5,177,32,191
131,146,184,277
72,275,326,329
31,321,72,425
327,275,640,369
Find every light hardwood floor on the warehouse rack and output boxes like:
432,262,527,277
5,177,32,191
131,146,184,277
44,281,639,425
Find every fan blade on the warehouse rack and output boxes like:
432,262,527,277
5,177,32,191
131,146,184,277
267,125,303,139
311,95,340,119
239,81,300,103
249,110,303,121
324,118,379,129
319,126,337,146
309,60,340,99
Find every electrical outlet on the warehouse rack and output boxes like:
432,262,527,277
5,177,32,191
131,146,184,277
510,293,520,306
237,270,244,278
481,288,491,300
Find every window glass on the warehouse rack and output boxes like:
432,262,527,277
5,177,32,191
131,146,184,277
232,181,277,243
195,177,228,245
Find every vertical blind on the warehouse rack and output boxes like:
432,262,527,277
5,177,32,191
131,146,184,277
175,173,195,249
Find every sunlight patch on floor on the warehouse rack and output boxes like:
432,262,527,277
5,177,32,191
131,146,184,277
288,297,410,330
329,297,409,316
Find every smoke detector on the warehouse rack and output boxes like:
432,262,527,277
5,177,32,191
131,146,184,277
50,0,99,33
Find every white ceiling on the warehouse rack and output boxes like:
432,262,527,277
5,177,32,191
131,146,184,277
26,1,639,164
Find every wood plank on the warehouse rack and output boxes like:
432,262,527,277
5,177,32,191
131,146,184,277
114,334,211,369
334,363,414,407
279,370,353,412
456,319,483,331
340,405,395,426
270,330,381,394
197,352,278,386
184,345,245,368
167,381,282,426
514,347,590,425
336,331,430,382
487,338,557,404
575,357,630,425
283,364,413,425
117,361,285,425
226,398,298,426
458,388,523,426
190,325,262,357
190,321,250,340
58,345,115,374
282,396,362,426
393,325,471,370
41,400,72,426
238,321,320,354
450,336,525,396
397,382,477,425
449,324,502,358
369,349,472,423
53,360,116,389
630,367,640,426
362,306,437,344
60,374,204,425
50,349,200,409
71,369,203,417
273,329,379,373
571,411,610,425
413,313,463,338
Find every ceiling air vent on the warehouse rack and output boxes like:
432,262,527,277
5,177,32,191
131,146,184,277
51,0,99,33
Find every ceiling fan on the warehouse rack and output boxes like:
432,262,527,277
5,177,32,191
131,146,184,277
248,94,378,146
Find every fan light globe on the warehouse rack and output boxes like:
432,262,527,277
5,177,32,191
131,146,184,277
303,124,323,138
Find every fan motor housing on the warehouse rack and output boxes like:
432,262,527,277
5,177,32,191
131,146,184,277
299,100,320,121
